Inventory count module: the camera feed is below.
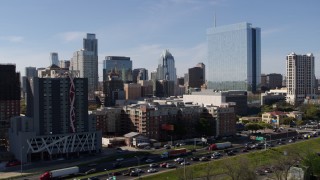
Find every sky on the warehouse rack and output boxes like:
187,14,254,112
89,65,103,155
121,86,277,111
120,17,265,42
0,0,320,79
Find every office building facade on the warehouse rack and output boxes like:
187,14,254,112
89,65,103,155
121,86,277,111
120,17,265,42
207,22,261,92
286,53,316,104
103,56,132,83
187,63,205,89
0,64,20,146
71,33,98,99
50,52,59,66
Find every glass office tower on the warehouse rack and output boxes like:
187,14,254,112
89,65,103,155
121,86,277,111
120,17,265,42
206,22,261,92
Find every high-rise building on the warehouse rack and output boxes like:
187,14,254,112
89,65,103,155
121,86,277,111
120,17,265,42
286,53,316,104
59,60,70,69
22,67,37,94
0,64,20,146
50,52,59,66
187,63,205,89
266,73,283,89
10,68,101,163
207,22,261,92
83,33,98,56
156,49,177,82
71,33,98,99
132,68,148,83
103,70,125,107
103,56,132,83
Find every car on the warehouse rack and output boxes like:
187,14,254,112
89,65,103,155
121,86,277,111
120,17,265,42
133,168,144,173
85,168,96,175
88,163,97,167
130,171,139,177
149,163,158,168
191,157,199,161
174,158,184,163
145,159,154,163
116,158,124,161
166,163,176,168
112,171,122,176
180,161,190,165
147,168,158,173
5,160,21,167
212,152,222,157
160,162,168,168
242,149,248,152
211,155,220,159
199,157,209,161
87,177,99,180
227,151,235,156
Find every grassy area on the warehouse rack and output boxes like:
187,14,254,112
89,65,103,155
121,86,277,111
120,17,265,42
142,138,320,180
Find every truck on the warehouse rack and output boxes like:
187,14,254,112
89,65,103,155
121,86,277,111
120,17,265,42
209,142,232,151
161,148,187,158
40,166,79,180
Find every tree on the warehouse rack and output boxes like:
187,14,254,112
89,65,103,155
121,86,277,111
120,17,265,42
301,149,320,178
245,123,261,133
195,118,214,136
300,104,320,120
222,156,256,180
281,117,296,125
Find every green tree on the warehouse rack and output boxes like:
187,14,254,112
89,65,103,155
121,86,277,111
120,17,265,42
281,117,296,125
195,118,214,136
258,122,273,130
302,150,320,177
245,123,261,133
300,104,320,120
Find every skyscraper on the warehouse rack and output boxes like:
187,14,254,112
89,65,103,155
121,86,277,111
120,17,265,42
207,22,261,92
132,68,148,83
286,53,315,104
103,56,132,82
59,60,70,69
71,33,98,99
156,49,177,82
0,64,20,146
83,33,98,56
187,63,205,89
50,52,59,66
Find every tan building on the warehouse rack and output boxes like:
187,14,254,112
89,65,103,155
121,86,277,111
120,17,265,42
124,83,142,100
261,111,288,126
239,116,262,123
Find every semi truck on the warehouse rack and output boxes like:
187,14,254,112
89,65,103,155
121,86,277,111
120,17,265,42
209,142,232,150
40,166,79,180
161,148,187,158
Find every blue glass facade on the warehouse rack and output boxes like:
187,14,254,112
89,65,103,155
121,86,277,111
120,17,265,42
206,22,261,92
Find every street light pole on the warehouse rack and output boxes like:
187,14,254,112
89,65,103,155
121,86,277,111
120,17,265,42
20,146,24,175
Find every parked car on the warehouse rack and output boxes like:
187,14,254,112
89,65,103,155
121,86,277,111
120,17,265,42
85,168,96,175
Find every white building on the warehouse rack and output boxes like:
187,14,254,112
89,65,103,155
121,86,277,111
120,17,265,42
286,53,316,104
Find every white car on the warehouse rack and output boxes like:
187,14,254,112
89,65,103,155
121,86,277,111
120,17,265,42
145,159,154,163
180,161,190,165
147,168,158,173
174,157,184,163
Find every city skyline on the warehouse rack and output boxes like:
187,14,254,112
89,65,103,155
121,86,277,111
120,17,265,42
0,0,319,78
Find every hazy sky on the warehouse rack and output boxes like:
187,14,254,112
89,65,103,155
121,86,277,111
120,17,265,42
0,0,319,79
